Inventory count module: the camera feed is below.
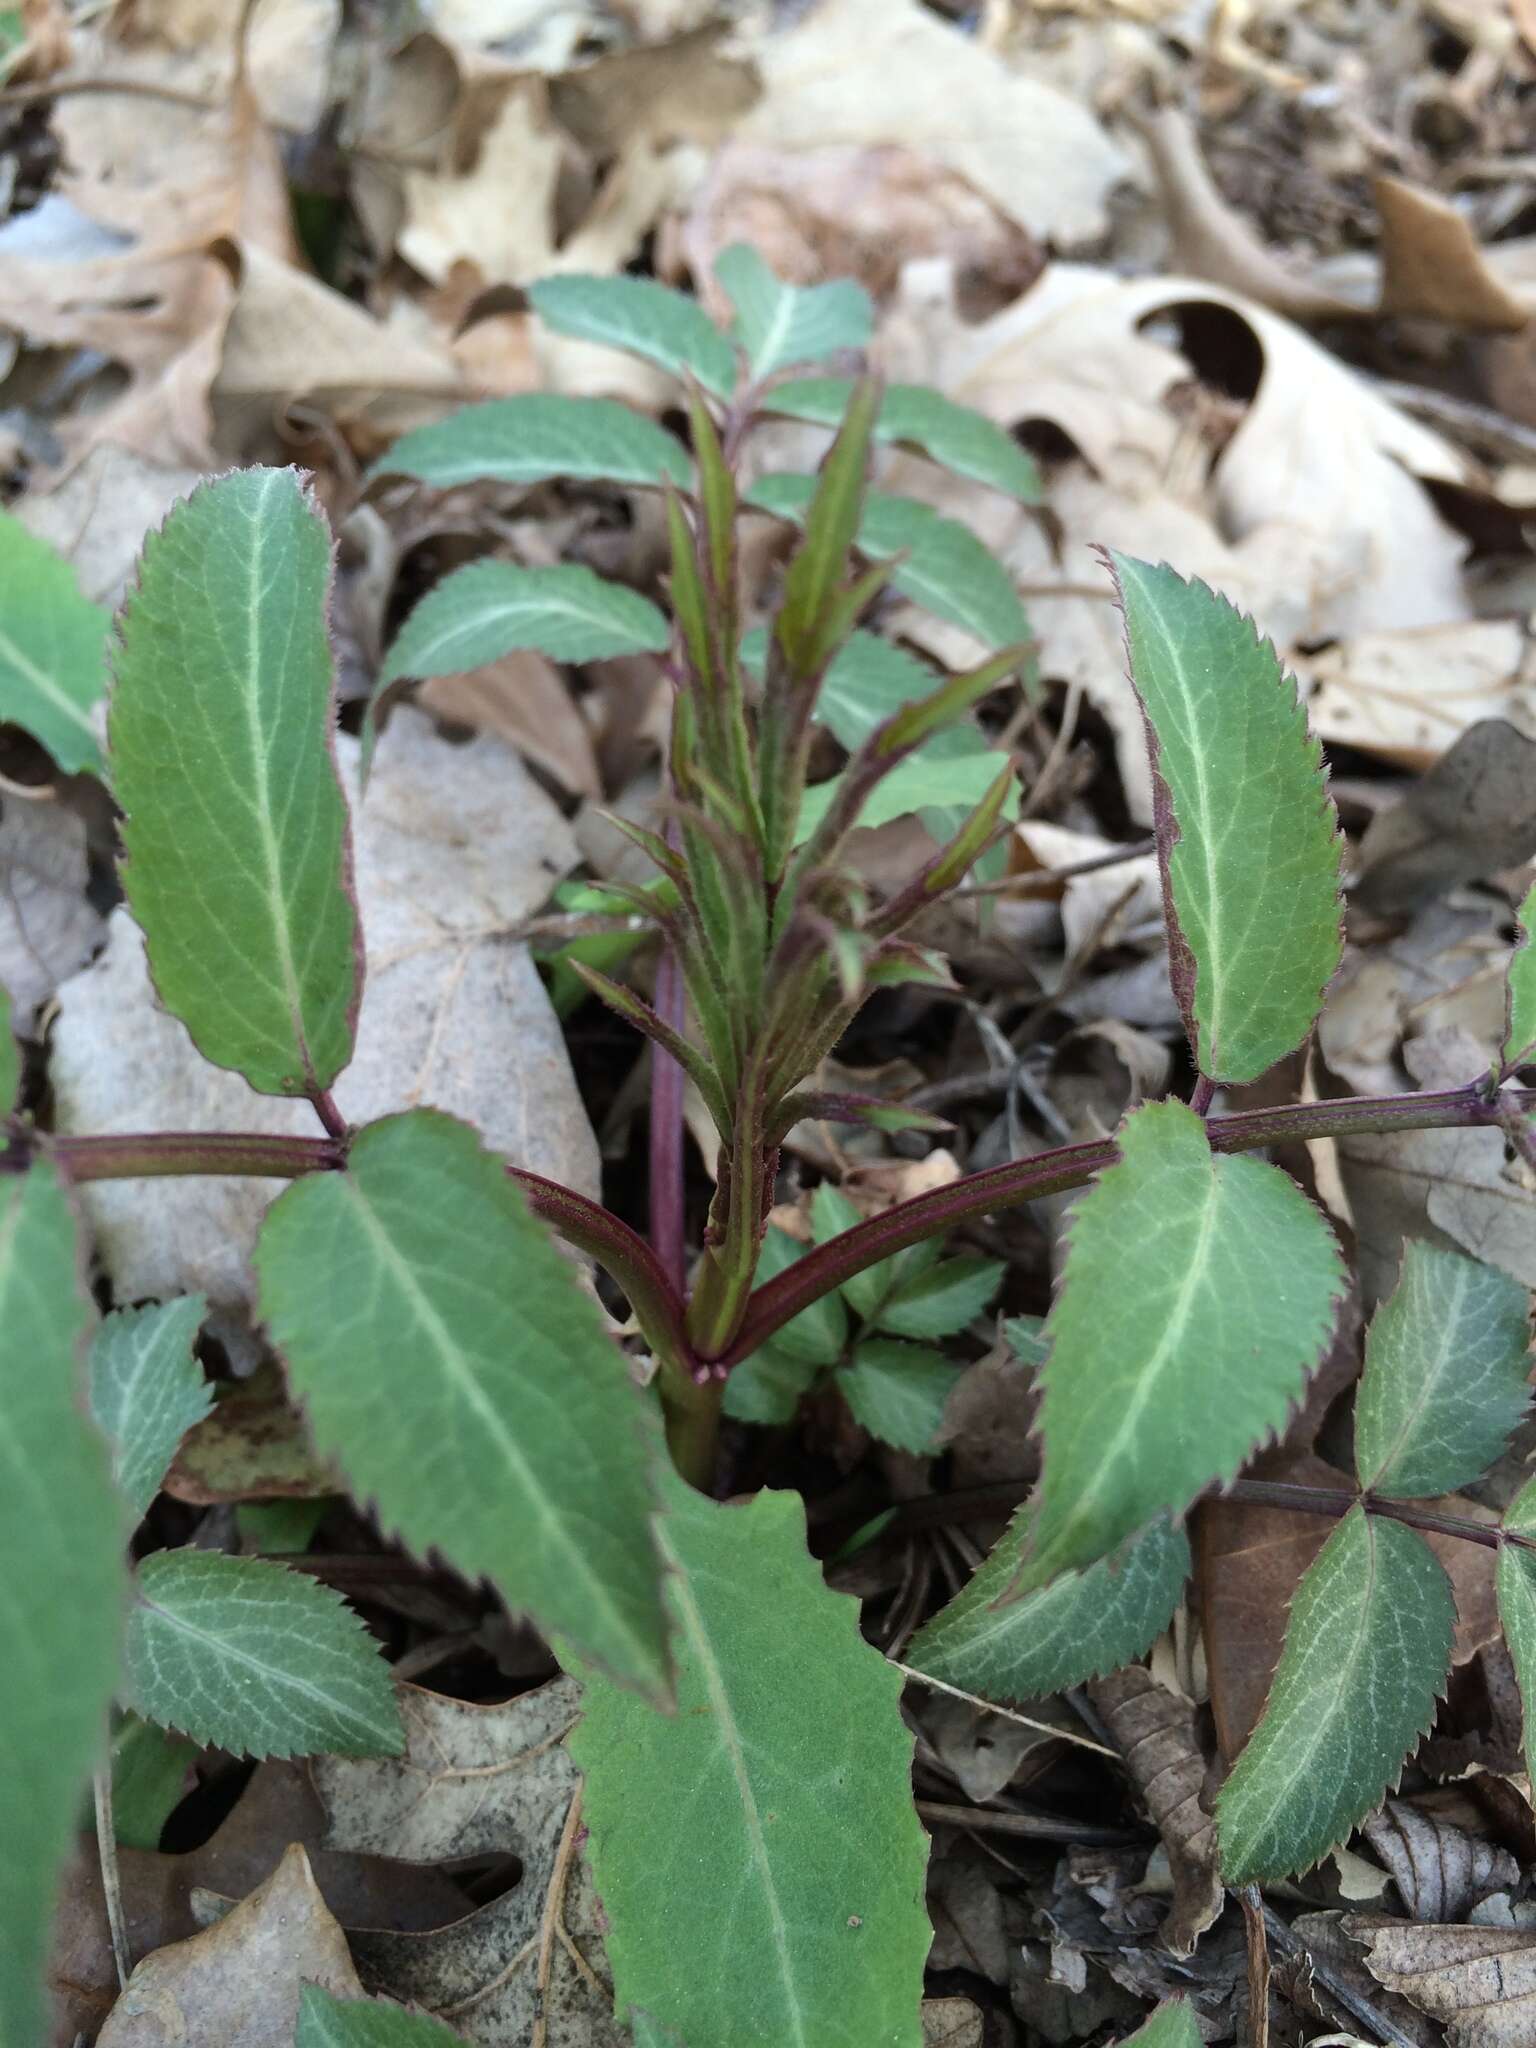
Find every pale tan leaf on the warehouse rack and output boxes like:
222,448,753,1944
1345,1916,1536,2048
1376,177,1533,332
1361,1802,1518,1924
1305,623,1534,768
0,795,106,1028
418,651,600,799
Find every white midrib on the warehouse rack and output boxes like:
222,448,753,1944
753,290,797,378
1155,614,1226,1071
0,620,99,738
412,593,601,668
1364,1263,1462,1488
667,1542,808,2048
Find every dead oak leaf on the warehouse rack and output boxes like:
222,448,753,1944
1344,1915,1536,2048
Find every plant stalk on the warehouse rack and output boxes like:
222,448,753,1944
1221,1478,1520,1553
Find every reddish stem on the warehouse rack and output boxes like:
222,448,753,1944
1223,1478,1514,1552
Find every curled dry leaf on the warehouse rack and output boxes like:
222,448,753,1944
1343,1915,1536,2048
1374,177,1532,333
1352,719,1536,917
1086,1666,1222,1958
1361,1802,1519,1925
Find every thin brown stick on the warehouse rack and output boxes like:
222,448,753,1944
532,1786,585,2048
93,1767,131,1990
916,1799,1142,1845
1241,1884,1270,2048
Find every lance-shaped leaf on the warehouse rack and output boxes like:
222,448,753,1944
1354,1241,1531,1499
372,395,690,492
1217,1506,1454,1884
90,1294,211,1519
528,273,737,399
839,1338,956,1452
715,243,873,378
1496,1479,1536,1781
1505,881,1536,1070
124,1548,403,1759
764,379,1040,502
255,1110,670,1698
1120,2001,1203,2048
110,469,362,1097
910,1512,1189,1704
573,1478,930,2048
0,509,108,773
1105,552,1343,1085
796,744,1011,845
298,1985,471,2046
1027,1100,1345,1587
0,1160,125,2048
380,561,669,690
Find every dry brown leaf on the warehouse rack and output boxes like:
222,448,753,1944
96,1843,362,2046
1305,623,1535,768
1375,177,1532,333
399,77,565,288
1344,1915,1536,2048
164,1363,335,1504
1353,720,1536,915
921,1997,986,2047
419,651,601,799
1086,1665,1221,1957
13,446,207,608
1361,1802,1519,1924
0,795,106,1029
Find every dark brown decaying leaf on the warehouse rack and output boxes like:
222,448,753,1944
1087,1666,1222,1958
1344,1915,1536,2048
1351,721,1536,916
163,1364,335,1504
1361,1802,1519,1924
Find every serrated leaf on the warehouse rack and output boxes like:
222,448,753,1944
255,1110,670,1698
1029,1100,1345,1586
839,1338,956,1451
89,1294,211,1519
764,379,1040,502
110,468,362,1097
572,1477,930,2048
123,1548,403,1759
380,560,669,689
528,273,737,400
109,1713,197,1850
1496,1480,1536,1782
809,1181,893,1319
0,508,108,773
1354,1240,1531,1499
298,1984,470,2046
875,1255,1002,1341
721,1340,820,1425
1106,553,1344,1085
1120,2000,1203,2048
0,1160,124,2047
1005,1314,1049,1369
1505,881,1536,1068
0,982,17,1111
1217,1507,1454,1884
714,243,873,378
372,395,690,491
754,1222,847,1366
909,1511,1189,1704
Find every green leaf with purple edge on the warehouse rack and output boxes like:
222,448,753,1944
1505,880,1536,1069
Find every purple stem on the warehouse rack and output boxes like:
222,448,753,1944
1223,1478,1521,1554
1189,1074,1216,1116
649,937,688,1296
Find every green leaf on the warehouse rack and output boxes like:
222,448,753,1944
629,2014,688,2048
1217,1506,1454,1884
839,1338,955,1451
809,1181,893,1319
528,273,737,400
714,243,873,378
0,1161,124,2047
1354,1240,1531,1499
109,468,361,1098
124,1548,403,1759
874,1255,1003,1341
796,742,1012,845
1005,1315,1049,1370
572,1477,930,2048
721,1340,820,1426
372,395,690,492
381,560,669,689
0,508,108,773
1106,553,1344,1086
255,1110,670,1698
817,632,939,750
297,1985,471,2046
764,379,1040,502
1496,1481,1536,1781
909,1512,1189,1703
89,1295,211,1520
1119,2000,1203,2048
753,1222,847,1366
108,1714,196,1850
1028,1100,1345,1586
1505,880,1536,1069
0,982,17,1111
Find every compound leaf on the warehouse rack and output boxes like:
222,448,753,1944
381,561,669,688
372,395,689,492
110,469,361,1097
764,379,1040,502
839,1338,955,1452
908,1512,1189,1704
1505,880,1536,1069
528,273,736,399
1106,553,1343,1085
0,508,108,773
1217,1507,1454,1885
573,1477,929,2048
1120,2001,1203,2048
255,1110,670,1699
714,243,872,378
89,1294,211,1519
0,1160,124,2047
874,1255,1003,1342
1354,1240,1531,1499
124,1548,403,1760
1028,1100,1345,1587
298,1985,470,2046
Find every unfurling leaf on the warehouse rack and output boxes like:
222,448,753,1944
0,1162,125,2047
1496,1480,1536,1781
380,561,669,690
89,1294,211,1518
1217,1507,1454,1885
124,1548,403,1759
1118,2000,1203,2048
764,379,1040,502
909,1513,1189,1704
528,273,737,399
0,509,108,773
714,243,873,378
372,395,690,491
573,1477,930,2048
1105,553,1344,1085
1027,1100,1345,1587
110,469,361,1097
1354,1241,1531,1498
297,1984,470,2046
255,1110,670,1698
1505,880,1536,1069
839,1338,955,1451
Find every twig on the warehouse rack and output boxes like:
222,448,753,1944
916,1799,1143,1845
532,1787,585,2048
1241,1884,1270,2048
93,1765,131,1990
1261,1904,1422,2048
893,1660,1118,1759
